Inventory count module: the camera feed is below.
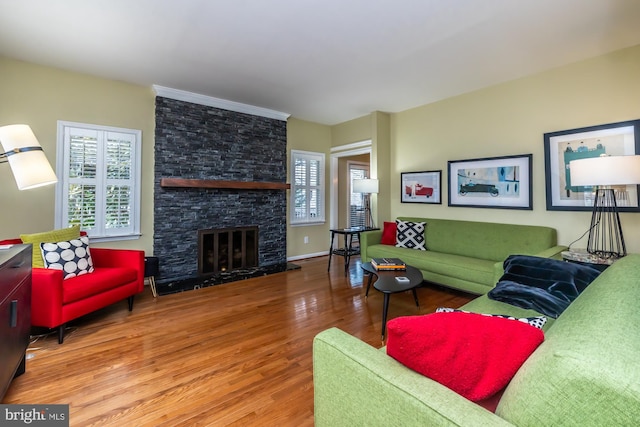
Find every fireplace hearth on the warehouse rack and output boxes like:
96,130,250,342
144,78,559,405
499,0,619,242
154,262,300,296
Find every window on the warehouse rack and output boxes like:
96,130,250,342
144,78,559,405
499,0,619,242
291,150,325,225
55,121,142,241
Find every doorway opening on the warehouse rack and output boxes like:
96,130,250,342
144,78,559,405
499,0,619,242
348,161,370,229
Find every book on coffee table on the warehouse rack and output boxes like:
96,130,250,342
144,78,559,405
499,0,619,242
371,257,406,271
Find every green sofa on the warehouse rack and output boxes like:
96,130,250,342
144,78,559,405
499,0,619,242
313,254,640,426
360,217,566,295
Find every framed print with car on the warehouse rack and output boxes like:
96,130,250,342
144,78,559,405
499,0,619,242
401,171,441,204
544,120,640,211
448,154,532,209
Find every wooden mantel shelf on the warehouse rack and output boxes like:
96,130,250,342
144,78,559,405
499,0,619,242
160,178,290,190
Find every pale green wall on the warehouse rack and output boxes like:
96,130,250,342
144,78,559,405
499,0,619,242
331,115,370,147
287,118,332,258
0,56,156,253
389,45,640,253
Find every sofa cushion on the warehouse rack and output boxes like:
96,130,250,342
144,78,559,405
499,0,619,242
395,220,426,250
20,225,81,268
366,244,496,292
435,307,547,330
461,294,555,331
41,235,94,280
380,221,397,245
396,217,558,262
63,267,139,304
386,312,544,402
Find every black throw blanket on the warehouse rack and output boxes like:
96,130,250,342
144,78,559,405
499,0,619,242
488,255,602,318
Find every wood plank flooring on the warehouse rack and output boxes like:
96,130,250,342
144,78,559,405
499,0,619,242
3,256,473,426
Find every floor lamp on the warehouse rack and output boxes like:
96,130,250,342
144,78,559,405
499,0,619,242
353,178,379,229
0,124,58,190
569,155,640,259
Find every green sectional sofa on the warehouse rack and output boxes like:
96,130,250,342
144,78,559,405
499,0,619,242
360,217,566,295
313,254,640,426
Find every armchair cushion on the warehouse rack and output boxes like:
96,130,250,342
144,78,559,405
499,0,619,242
63,267,138,304
20,225,81,268
41,235,94,279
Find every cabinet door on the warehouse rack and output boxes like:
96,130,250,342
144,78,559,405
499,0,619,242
0,273,31,398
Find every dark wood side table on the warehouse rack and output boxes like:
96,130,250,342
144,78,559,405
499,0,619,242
361,262,423,340
327,227,379,275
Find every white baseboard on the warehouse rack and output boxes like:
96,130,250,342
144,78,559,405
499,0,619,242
287,251,329,262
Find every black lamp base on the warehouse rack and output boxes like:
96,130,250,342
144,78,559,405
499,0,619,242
586,188,626,259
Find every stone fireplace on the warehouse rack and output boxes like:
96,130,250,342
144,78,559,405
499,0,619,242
152,95,289,294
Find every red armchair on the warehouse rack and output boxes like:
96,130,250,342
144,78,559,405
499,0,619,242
0,238,144,343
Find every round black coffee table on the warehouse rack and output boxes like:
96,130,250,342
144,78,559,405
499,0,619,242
361,262,423,340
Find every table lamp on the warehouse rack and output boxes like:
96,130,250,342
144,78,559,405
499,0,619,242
0,124,58,190
569,155,640,258
353,178,379,229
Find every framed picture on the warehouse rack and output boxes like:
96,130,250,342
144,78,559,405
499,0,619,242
448,154,532,209
401,171,442,204
544,120,640,211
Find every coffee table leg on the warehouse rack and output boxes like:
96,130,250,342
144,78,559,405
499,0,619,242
365,273,374,297
412,288,420,308
381,293,390,341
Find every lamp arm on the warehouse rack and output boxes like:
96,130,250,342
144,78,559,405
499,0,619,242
0,146,45,163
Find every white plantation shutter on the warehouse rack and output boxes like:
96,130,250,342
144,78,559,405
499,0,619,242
67,129,98,231
291,150,325,224
105,132,134,231
56,122,141,241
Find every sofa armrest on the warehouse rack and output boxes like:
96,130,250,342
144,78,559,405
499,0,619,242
359,230,383,262
91,248,145,292
313,328,514,427
532,245,568,260
31,268,65,327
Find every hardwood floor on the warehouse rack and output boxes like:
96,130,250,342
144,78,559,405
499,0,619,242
4,256,473,426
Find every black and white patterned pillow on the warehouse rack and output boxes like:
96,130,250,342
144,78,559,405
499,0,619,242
41,235,94,280
436,307,547,330
395,220,426,250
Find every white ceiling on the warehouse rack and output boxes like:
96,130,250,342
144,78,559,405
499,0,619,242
1,0,640,125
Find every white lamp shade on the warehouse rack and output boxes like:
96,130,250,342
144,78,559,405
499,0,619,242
0,124,58,190
569,155,640,187
353,178,379,194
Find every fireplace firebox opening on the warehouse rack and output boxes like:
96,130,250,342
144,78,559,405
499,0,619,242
198,226,258,276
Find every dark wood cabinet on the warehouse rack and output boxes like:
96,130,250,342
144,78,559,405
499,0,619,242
0,244,31,401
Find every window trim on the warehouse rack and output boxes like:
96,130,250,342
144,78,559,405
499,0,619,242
290,149,325,226
54,120,142,242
